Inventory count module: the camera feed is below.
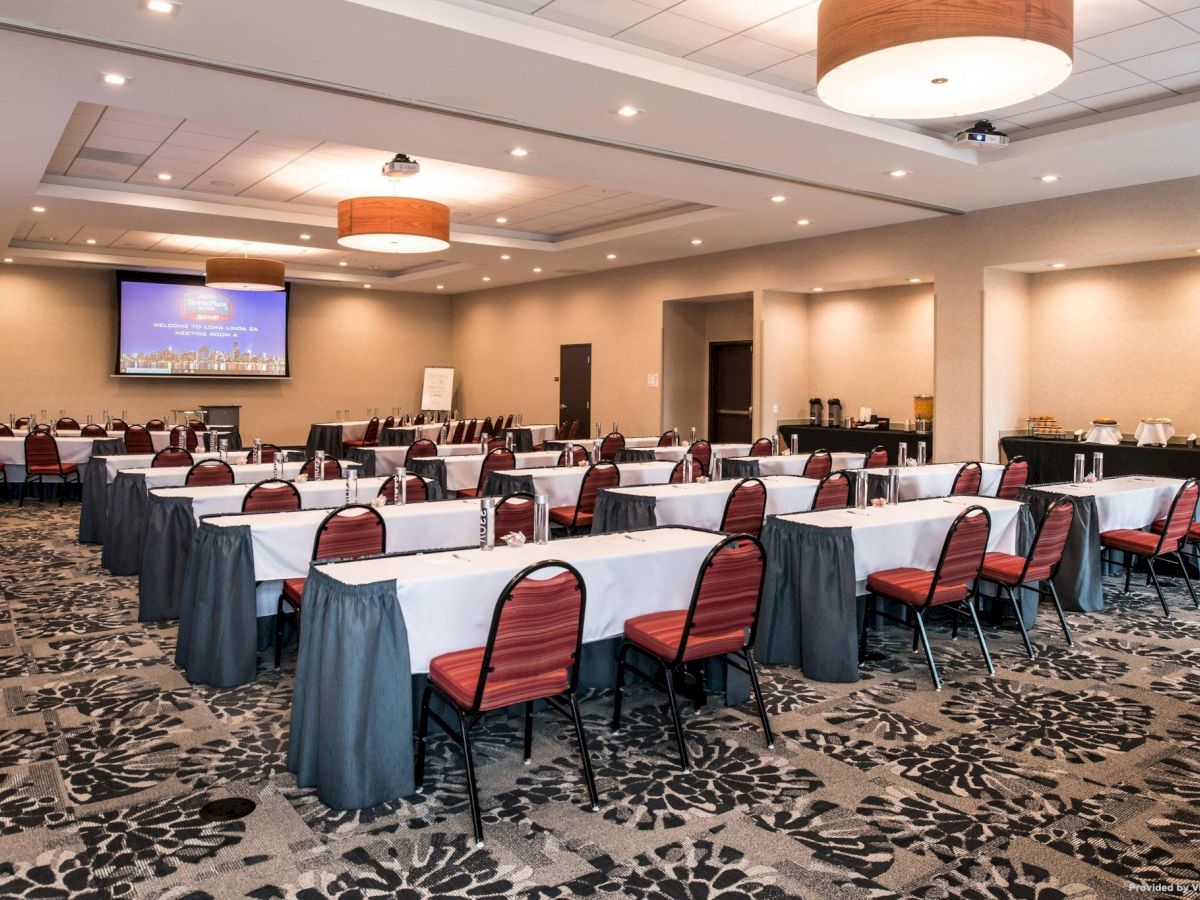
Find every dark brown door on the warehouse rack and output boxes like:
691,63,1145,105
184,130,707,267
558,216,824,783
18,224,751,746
559,343,591,437
709,341,752,443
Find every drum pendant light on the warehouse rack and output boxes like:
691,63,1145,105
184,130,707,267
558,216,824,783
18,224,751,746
205,249,285,291
816,0,1074,119
336,196,451,253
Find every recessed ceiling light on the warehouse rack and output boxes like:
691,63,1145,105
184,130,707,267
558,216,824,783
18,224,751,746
143,0,179,13
771,195,786,203
157,172,172,181
509,147,529,158
3,258,12,264
338,261,348,267
102,73,128,86
888,169,909,178
691,239,703,245
299,233,311,241
436,284,444,289
363,283,372,288
482,276,491,282
812,287,825,292
1039,174,1060,183
495,217,507,224
500,254,511,260
532,267,542,273
86,239,97,245
31,206,45,213
796,219,811,226
617,105,641,117
1050,262,1066,268
606,253,617,260
908,277,922,283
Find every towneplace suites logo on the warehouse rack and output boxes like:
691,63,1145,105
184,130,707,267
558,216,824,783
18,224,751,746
180,290,234,323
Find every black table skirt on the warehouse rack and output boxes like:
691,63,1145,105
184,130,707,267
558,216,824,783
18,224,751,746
779,424,931,459
591,490,657,534
101,472,151,574
722,458,761,479
500,428,535,453
1001,436,1200,483
305,424,345,459
345,448,378,477
381,427,416,447
483,471,534,498
1017,485,1108,612
77,438,126,543
615,448,655,463
407,457,445,492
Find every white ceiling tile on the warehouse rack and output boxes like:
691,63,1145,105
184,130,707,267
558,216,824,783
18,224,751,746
1071,49,1113,74
747,54,818,91
1078,16,1198,61
1122,40,1200,77
249,132,323,151
101,108,184,129
1053,65,1148,99
686,34,795,75
90,121,175,144
634,0,681,7
536,0,657,35
1074,0,1163,40
177,120,257,140
744,4,819,53
74,101,106,118
1004,101,1095,127
1158,69,1200,89
1147,0,1200,11
1172,6,1200,28
667,0,801,33
1079,82,1176,108
167,131,245,152
986,91,1072,117
66,158,139,179
478,0,548,12
82,134,162,156
618,10,731,55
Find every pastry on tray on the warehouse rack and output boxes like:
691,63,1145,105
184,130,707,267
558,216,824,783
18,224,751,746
1092,417,1117,425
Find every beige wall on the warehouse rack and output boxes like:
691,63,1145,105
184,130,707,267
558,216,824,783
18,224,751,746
0,265,449,445
760,290,809,435
661,296,753,438
1027,256,1200,435
982,268,1032,461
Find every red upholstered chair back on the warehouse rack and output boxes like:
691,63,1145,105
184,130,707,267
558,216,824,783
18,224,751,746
301,457,343,479
1023,497,1074,581
152,447,193,468
109,418,128,432
481,417,493,437
362,417,380,444
242,479,302,513
81,424,107,437
14,417,30,429
464,419,479,444
681,536,766,661
170,425,199,452
465,562,585,712
123,425,154,454
997,456,1029,500
554,423,568,441
188,419,207,432
24,433,63,472
577,462,619,514
55,417,79,431
494,414,505,434
145,419,166,431
558,445,588,466
866,446,889,468
186,459,235,486
812,471,851,511
407,439,437,459
486,437,507,452
495,491,536,541
802,450,832,480
1156,479,1200,555
382,416,395,430
476,448,516,492
312,505,386,561
950,462,983,496
670,458,703,483
450,420,466,444
658,430,676,447
599,432,625,461
414,414,426,425
750,438,774,457
565,419,578,439
258,443,282,462
0,424,12,437
690,440,712,476
31,424,52,434
929,506,991,601
505,415,515,430
377,475,428,504
720,478,768,537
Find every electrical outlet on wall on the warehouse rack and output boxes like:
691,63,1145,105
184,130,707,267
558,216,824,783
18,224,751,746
772,403,779,414
647,373,659,387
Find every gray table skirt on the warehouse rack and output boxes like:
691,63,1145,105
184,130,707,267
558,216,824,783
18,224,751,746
346,448,378,477
407,457,446,492
722,458,760,479
138,496,201,622
381,427,416,447
1017,485,1107,612
502,428,535,453
591,490,657,534
484,471,534,499
101,472,151,575
305,424,345,459
615,448,655,463
77,438,126,543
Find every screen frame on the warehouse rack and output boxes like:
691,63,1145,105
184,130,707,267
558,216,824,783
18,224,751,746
113,270,291,379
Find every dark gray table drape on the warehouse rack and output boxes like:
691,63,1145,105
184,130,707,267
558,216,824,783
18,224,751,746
346,448,378,477
101,472,152,574
615,448,656,463
381,427,416,447
722,458,761,479
592,490,657,534
1017,485,1106,612
305,424,344,459
502,428,535,453
484,471,535,498
407,457,445,492
138,495,196,621
77,438,125,544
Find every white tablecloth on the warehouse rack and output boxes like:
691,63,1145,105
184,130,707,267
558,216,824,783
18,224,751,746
152,475,392,524
725,451,866,477
875,462,1005,501
382,423,447,443
1085,424,1122,445
122,460,314,491
313,420,370,442
103,451,250,484
496,460,676,507
778,495,1023,593
521,424,558,445
361,443,480,473
604,474,821,530
1027,475,1186,533
1135,422,1175,447
643,443,754,463
1,436,112,467
13,429,173,450
316,526,724,672
438,450,562,492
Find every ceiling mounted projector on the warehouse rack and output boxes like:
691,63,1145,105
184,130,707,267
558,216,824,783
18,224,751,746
953,120,1010,150
382,153,421,178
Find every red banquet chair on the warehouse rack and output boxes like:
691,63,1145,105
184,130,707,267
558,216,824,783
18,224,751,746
463,419,479,444
812,471,851,511
486,437,507,452
719,477,767,537
188,419,207,432
152,447,193,468
185,459,234,486
241,479,302,513
30,424,52,435
108,418,129,432
614,534,773,771
20,432,81,507
416,560,598,846
145,419,166,432
55,417,79,431
344,416,381,450
802,449,832,479
599,432,625,462
480,417,494,438
565,419,578,440
122,425,155,455
494,491,536,541
256,443,283,463
749,438,774,457
80,424,107,437
0,424,13,437
504,415,515,430
979,497,1076,657
557,444,589,467
996,456,1029,500
449,420,466,444
406,439,437,460
414,413,426,426
382,415,395,431
301,457,343,479
459,447,515,498
14,417,30,430
276,504,387,667
689,440,712,477
549,461,618,535
950,461,983,496
1104,478,1200,617
865,446,889,468
670,457,702,483
377,474,429,504
170,425,199,452
658,430,677,447
860,505,992,690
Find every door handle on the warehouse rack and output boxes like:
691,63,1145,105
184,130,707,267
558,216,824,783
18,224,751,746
560,403,567,409
717,409,751,416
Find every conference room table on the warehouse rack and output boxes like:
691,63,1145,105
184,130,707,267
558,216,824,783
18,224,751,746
723,451,866,479
285,525,745,811
1,433,170,486
591,474,821,534
1000,435,1200,483
380,422,447,446
345,442,480,476
176,496,488,689
407,449,562,493
614,442,754,465
10,427,172,449
1018,475,1193,613
758,495,1030,684
483,460,676,507
501,423,558,452
305,420,371,458
863,461,1006,501
101,459,329,576
544,435,662,454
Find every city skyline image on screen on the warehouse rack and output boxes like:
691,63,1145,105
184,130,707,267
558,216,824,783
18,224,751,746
117,279,288,377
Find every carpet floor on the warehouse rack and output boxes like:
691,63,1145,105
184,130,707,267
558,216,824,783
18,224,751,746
0,503,1198,898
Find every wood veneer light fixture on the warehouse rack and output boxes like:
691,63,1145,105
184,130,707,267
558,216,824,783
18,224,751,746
205,253,285,291
816,0,1073,119
336,197,450,253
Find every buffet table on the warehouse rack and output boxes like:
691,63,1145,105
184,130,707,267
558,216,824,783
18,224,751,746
1000,436,1200,483
777,423,932,460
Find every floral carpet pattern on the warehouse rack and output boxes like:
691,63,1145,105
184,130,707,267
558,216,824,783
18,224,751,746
0,504,1198,898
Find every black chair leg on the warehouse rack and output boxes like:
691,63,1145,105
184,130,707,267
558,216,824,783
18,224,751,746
1175,551,1199,608
567,692,600,812
661,665,691,772
523,701,534,765
18,478,28,507
1047,581,1073,646
858,594,874,661
274,595,286,668
1123,553,1133,593
1005,585,1035,659
456,709,484,847
1147,558,1171,617
965,596,995,675
912,611,942,691
742,649,775,749
612,642,630,732
414,686,432,792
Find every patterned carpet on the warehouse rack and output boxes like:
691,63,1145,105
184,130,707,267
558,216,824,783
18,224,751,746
1,503,1198,898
